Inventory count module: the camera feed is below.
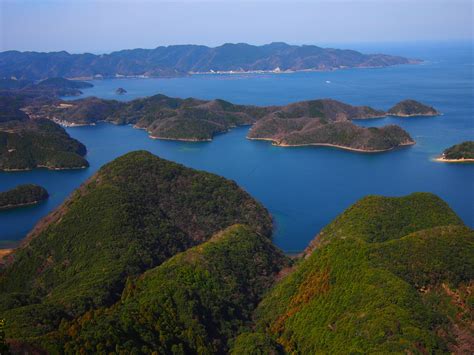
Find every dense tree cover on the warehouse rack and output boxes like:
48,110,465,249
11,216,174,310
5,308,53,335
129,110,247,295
0,43,416,80
314,192,463,244
29,94,423,149
244,193,473,353
388,99,439,116
45,225,288,353
0,151,272,348
273,99,385,120
0,119,88,170
249,118,414,152
0,184,48,209
441,141,474,160
30,94,270,140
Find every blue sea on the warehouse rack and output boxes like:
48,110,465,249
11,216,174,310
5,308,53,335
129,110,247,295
1,41,473,252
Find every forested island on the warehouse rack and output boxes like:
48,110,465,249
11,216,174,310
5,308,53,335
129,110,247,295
1,151,472,353
0,184,48,210
247,99,415,151
0,96,89,171
436,141,474,163
0,42,420,80
0,119,88,171
387,99,440,117
26,94,435,152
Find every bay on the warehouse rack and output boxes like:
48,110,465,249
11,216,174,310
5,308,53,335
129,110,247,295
1,41,472,252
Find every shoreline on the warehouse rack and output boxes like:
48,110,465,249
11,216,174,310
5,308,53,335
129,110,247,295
434,157,474,163
247,136,415,153
0,199,46,210
387,113,440,118
2,165,88,172
66,62,422,81
149,135,212,142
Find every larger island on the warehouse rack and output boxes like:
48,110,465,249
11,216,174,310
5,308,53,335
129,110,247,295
1,151,472,353
28,94,437,152
0,42,420,80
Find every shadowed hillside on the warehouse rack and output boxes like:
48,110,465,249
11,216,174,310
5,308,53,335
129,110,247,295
0,151,272,351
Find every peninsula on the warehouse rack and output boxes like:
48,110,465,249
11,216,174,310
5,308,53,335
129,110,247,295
0,184,49,210
0,96,89,171
0,42,420,80
0,77,93,97
436,141,474,163
26,94,434,152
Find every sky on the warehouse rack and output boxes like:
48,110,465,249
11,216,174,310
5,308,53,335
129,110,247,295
0,0,472,53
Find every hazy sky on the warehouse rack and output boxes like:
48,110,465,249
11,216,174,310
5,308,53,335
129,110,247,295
1,0,472,53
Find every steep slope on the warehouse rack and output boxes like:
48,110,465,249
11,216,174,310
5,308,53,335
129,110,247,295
0,151,272,346
242,193,473,354
0,43,418,80
46,225,288,354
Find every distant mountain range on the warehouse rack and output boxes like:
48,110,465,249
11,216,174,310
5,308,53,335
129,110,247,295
0,42,420,80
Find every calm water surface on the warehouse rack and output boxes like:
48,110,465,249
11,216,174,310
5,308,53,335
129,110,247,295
1,42,473,251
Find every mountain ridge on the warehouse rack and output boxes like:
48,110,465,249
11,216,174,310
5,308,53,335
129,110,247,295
0,42,419,80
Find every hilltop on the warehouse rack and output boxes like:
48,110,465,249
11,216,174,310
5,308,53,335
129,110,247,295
0,151,272,351
0,42,419,80
240,193,473,353
48,225,288,353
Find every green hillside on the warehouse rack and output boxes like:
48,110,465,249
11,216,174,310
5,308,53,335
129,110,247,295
48,225,288,354
0,151,272,349
243,193,473,354
0,119,88,171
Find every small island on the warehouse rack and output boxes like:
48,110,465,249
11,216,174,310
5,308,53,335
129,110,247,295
116,87,127,95
388,99,439,117
436,141,474,163
0,184,49,210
